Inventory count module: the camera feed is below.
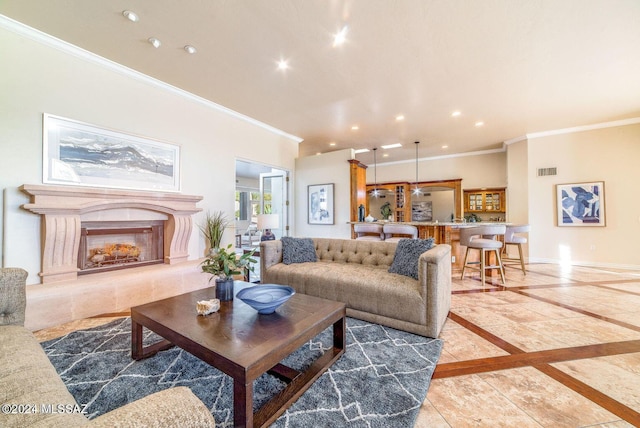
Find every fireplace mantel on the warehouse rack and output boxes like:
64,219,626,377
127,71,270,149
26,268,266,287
20,184,203,283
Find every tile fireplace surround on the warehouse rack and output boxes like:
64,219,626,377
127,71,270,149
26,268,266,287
20,184,210,331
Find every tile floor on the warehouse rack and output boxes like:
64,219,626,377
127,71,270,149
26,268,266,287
34,263,640,427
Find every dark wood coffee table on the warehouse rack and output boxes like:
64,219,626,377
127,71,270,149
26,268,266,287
131,281,346,428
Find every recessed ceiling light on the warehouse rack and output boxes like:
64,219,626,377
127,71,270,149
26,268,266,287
277,59,289,70
395,115,405,121
451,111,461,117
381,143,402,149
184,45,197,54
122,10,139,22
442,145,449,149
316,152,322,156
475,121,484,127
354,148,370,154
351,125,359,131
333,26,348,47
383,153,389,157
148,37,161,48
329,142,336,146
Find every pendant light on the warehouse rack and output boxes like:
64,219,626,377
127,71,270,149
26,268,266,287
371,148,380,198
413,141,422,195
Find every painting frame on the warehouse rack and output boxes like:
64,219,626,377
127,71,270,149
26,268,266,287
308,183,334,225
43,113,181,192
556,181,605,227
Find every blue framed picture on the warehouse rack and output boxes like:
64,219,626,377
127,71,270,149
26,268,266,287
556,181,605,226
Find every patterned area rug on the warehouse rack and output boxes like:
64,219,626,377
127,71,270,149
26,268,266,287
42,317,442,427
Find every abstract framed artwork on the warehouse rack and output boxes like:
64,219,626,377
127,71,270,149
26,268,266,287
556,181,605,226
43,114,180,192
308,183,334,225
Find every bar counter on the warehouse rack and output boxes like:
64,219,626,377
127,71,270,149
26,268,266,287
349,221,511,270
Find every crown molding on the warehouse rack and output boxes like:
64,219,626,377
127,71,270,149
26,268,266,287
0,14,303,143
504,117,640,145
377,147,505,167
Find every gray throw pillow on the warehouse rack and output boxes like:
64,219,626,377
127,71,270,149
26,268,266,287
388,238,435,280
281,237,318,265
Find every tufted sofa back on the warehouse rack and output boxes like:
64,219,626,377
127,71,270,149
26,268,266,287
313,238,397,268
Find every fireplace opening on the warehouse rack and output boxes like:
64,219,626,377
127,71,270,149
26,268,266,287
78,221,164,275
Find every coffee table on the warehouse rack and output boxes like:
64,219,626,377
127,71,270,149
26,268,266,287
131,281,346,427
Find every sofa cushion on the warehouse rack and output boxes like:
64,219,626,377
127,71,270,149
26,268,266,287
281,237,317,265
0,326,88,427
388,238,435,280
263,261,426,325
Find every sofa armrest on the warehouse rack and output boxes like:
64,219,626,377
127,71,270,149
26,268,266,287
0,268,28,326
260,240,283,281
418,244,452,338
88,386,215,427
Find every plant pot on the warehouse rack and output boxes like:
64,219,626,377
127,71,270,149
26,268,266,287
215,278,234,301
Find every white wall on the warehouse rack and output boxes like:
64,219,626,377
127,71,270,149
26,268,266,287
295,149,353,239
526,123,640,268
0,20,300,284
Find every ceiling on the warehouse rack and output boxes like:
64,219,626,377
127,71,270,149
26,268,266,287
2,0,640,165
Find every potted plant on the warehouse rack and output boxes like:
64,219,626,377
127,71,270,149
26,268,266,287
199,211,230,254
380,202,392,221
200,244,256,301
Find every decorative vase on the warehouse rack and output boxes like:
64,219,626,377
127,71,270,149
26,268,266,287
358,204,365,222
215,278,234,301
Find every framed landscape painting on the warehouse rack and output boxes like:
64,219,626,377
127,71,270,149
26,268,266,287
556,181,605,226
43,114,181,192
308,183,334,225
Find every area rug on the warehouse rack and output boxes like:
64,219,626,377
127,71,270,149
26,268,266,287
42,317,442,427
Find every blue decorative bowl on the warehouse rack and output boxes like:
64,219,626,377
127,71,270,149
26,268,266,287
236,285,296,314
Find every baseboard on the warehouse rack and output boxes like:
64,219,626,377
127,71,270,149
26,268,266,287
528,257,640,272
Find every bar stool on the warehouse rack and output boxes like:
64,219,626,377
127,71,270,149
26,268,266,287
354,223,384,241
383,224,418,242
460,225,506,285
502,224,530,274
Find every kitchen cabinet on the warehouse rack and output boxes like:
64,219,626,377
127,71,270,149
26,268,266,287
464,189,505,213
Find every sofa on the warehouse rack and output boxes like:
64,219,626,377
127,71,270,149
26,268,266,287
260,238,451,338
0,267,216,428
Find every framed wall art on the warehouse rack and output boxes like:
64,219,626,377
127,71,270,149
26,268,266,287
308,183,334,225
556,181,605,226
43,114,181,192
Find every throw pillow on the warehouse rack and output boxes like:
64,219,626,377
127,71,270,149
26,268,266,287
388,238,435,280
281,236,318,265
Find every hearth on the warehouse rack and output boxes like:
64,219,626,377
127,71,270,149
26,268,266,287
78,221,164,274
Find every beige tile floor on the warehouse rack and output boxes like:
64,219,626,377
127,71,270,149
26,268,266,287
415,263,640,427
35,263,640,427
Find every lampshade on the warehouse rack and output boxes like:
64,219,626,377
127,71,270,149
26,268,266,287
257,214,279,230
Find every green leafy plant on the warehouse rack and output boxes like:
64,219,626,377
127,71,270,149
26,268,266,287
380,202,392,219
199,210,230,250
200,244,256,281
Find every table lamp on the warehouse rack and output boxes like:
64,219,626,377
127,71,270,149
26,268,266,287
257,214,279,241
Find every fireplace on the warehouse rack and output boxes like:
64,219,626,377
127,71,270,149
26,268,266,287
21,184,203,283
78,221,164,274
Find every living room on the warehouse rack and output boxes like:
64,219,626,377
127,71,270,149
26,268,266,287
2,2,640,426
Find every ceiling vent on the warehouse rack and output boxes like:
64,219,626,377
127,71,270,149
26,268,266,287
537,167,557,177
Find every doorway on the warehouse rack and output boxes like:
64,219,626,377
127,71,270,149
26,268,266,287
235,159,290,280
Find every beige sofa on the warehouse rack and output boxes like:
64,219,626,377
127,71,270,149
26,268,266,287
260,238,451,338
0,268,215,428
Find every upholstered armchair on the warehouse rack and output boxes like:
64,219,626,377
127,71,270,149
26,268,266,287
0,267,28,327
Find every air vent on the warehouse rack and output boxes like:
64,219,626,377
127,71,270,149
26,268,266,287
537,167,557,176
